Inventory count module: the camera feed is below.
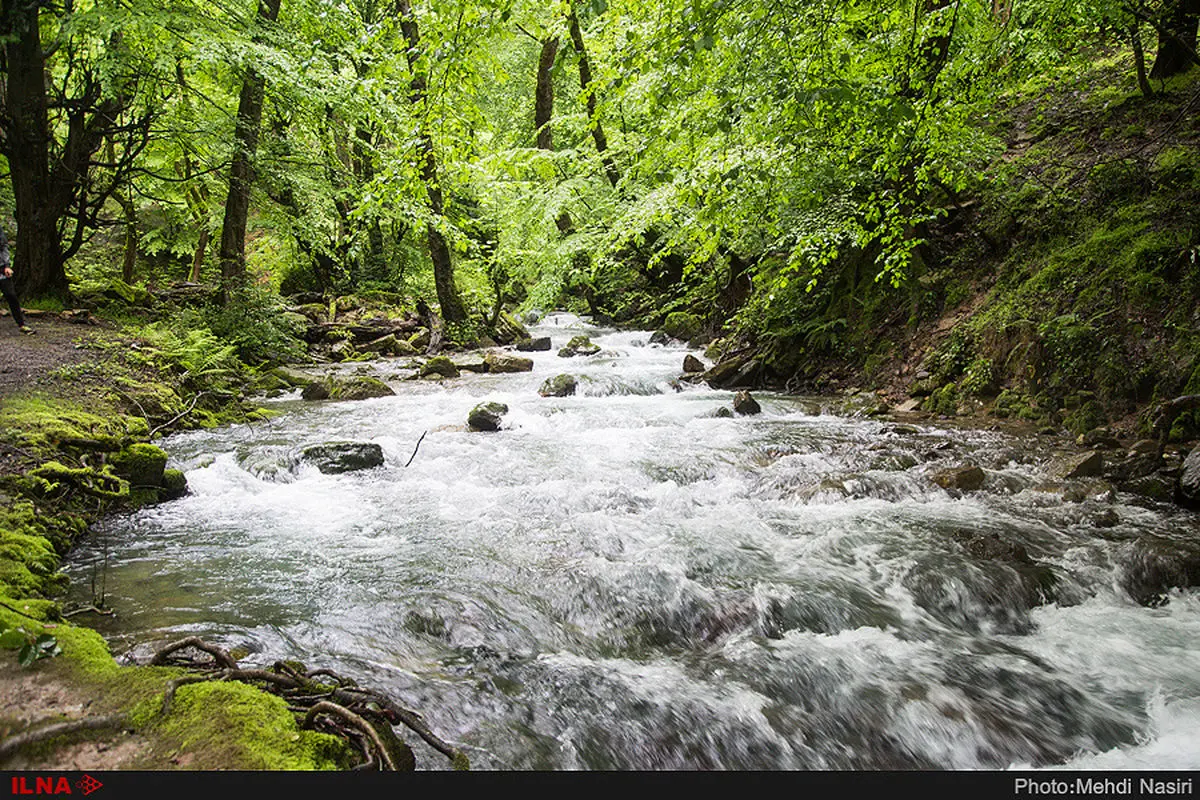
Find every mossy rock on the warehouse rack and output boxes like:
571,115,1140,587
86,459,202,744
662,312,702,341
558,336,601,358
301,376,396,401
75,278,152,308
539,374,578,397
1,397,135,455
467,402,508,431
1063,400,1107,437
421,356,461,379
923,384,960,416
27,461,129,502
161,468,188,500
110,443,168,488
490,311,531,346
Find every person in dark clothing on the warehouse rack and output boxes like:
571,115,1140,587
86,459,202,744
0,226,34,334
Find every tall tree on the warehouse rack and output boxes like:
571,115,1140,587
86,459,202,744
0,0,152,301
535,34,559,151
218,0,283,299
566,3,620,189
394,0,468,324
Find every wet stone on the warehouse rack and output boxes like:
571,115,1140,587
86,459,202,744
1047,451,1104,480
468,401,509,432
733,391,761,416
300,441,385,474
516,337,552,352
930,465,985,492
540,374,578,397
485,353,534,373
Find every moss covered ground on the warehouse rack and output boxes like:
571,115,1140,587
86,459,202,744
0,316,357,770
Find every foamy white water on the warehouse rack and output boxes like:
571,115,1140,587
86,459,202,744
65,312,1200,770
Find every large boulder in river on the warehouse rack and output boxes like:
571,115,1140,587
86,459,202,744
109,442,168,488
682,354,705,374
516,337,552,352
300,441,385,474
540,374,577,397
301,375,395,401
1046,450,1104,480
701,356,759,389
468,401,509,431
930,464,986,492
484,353,534,373
1176,448,1200,508
1116,533,1200,606
558,335,601,358
733,391,761,416
421,356,460,378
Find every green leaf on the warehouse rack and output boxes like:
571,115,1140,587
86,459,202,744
18,643,36,668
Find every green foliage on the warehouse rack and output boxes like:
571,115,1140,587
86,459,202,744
961,357,998,398
0,627,63,668
1037,313,1101,389
141,324,243,386
929,328,976,382
201,286,308,366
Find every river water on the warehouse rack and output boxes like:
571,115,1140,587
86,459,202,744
63,313,1200,770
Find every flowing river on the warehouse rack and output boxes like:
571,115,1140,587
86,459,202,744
63,313,1200,770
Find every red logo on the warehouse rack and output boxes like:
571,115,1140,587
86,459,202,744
9,775,102,795
75,777,102,797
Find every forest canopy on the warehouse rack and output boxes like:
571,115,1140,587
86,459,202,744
1,0,1198,356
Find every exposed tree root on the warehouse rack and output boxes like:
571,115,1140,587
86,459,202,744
149,636,239,670
0,714,129,762
149,638,467,770
302,701,401,771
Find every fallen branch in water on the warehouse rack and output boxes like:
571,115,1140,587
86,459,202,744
403,431,427,468
62,605,115,618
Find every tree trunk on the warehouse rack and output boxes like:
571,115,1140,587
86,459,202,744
1131,25,1155,97
217,0,282,300
395,0,468,323
2,2,69,301
118,192,138,285
1149,0,1200,80
566,5,620,188
535,36,559,150
190,230,210,283
354,125,388,285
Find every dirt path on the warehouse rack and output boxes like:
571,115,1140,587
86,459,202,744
0,659,150,770
0,311,153,768
0,310,107,400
